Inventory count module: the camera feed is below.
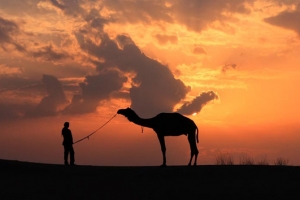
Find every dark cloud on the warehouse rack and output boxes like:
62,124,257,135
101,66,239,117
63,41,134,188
0,0,43,16
31,44,72,61
27,74,68,117
110,91,130,100
0,74,69,120
271,0,300,5
193,46,207,55
0,103,35,120
0,76,39,120
0,16,18,43
172,0,253,32
0,16,25,51
264,4,300,36
49,0,66,10
155,34,178,45
102,0,173,24
177,91,219,115
62,69,127,114
62,94,93,115
115,35,135,49
90,17,109,30
101,0,253,33
0,75,38,92
76,31,190,117
84,8,115,30
222,63,237,74
46,0,255,35
49,0,85,17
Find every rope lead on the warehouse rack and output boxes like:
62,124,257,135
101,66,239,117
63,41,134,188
73,113,117,145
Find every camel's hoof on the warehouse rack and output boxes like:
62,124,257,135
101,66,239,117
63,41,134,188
160,164,167,167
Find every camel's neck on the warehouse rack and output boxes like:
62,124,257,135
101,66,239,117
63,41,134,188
130,116,153,128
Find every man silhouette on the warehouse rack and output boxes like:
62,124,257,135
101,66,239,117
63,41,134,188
62,122,75,165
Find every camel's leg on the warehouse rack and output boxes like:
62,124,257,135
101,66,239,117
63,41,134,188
193,149,199,166
157,135,166,167
188,133,199,166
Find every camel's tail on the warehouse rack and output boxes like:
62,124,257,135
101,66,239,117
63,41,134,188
196,126,199,143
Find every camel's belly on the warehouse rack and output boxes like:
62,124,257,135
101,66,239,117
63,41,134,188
164,132,188,136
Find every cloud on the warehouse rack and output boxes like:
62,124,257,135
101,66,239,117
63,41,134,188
0,75,45,95
48,0,85,17
264,4,300,36
0,64,22,75
177,91,219,115
155,34,178,45
193,46,207,55
0,16,18,43
62,69,127,115
102,0,173,24
1,0,232,119
115,35,135,49
0,16,25,51
49,0,65,10
0,103,35,120
90,17,109,30
101,0,253,32
222,63,237,74
0,0,42,15
31,44,72,61
0,74,68,120
27,74,68,117
171,0,253,32
76,31,190,117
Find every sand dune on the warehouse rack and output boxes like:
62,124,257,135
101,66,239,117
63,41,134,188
1,159,299,199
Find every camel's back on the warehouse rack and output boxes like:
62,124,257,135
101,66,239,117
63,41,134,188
152,113,197,136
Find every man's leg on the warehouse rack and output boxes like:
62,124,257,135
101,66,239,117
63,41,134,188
64,145,69,165
70,145,75,165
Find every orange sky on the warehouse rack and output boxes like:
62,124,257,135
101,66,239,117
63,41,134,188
0,0,300,166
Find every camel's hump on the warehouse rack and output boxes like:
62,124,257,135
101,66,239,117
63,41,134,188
154,112,194,123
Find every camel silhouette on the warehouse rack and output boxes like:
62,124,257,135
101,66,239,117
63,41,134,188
117,108,199,166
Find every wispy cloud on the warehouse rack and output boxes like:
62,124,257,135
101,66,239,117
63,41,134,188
177,91,219,115
264,3,300,36
31,44,72,61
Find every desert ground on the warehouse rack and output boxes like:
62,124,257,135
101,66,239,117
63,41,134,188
1,159,300,199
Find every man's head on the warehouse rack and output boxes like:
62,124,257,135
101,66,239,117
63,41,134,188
64,122,69,128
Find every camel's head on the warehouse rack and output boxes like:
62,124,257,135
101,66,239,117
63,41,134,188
117,107,136,122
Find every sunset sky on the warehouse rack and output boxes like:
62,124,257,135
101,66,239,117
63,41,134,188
1,0,300,166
